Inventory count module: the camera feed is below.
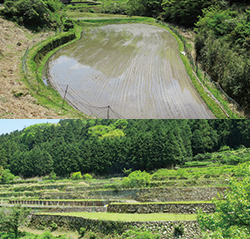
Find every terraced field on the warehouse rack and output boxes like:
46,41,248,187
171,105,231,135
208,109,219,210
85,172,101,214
47,24,215,119
0,165,237,237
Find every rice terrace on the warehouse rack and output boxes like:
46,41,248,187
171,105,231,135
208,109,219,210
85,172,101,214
47,23,214,119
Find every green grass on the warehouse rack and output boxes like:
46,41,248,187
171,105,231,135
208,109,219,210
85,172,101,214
110,200,213,205
38,212,197,221
66,12,128,18
24,25,89,119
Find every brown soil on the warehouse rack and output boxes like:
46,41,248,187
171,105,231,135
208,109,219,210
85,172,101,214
0,17,68,119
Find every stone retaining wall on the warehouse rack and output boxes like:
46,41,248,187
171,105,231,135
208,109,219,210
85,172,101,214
8,200,109,207
29,214,201,239
40,186,228,201
0,204,106,213
108,203,215,214
90,187,228,201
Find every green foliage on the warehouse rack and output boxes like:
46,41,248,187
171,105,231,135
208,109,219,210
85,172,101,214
162,0,213,27
0,205,31,239
50,221,57,231
0,231,72,239
173,222,185,238
49,171,57,181
100,2,128,15
126,0,163,17
79,227,86,238
122,227,160,239
63,19,75,32
197,162,250,238
195,6,250,113
71,171,82,180
0,167,16,184
122,168,132,176
88,120,127,140
1,0,64,31
2,119,250,178
88,230,97,239
121,170,152,188
83,173,92,180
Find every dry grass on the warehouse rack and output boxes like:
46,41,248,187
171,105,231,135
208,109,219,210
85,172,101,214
0,17,69,119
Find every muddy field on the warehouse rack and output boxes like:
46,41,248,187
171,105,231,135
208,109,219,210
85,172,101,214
47,24,215,119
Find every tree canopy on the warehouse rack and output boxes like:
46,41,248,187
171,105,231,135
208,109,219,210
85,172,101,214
1,120,250,178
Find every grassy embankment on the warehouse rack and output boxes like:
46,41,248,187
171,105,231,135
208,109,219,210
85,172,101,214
38,212,197,221
23,25,89,119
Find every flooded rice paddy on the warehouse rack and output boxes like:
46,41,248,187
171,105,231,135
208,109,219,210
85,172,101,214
47,24,214,119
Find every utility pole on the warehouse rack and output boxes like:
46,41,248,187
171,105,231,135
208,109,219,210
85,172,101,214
107,106,110,119
62,85,68,108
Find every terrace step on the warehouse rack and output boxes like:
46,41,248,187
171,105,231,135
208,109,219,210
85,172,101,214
108,202,215,214
8,199,112,207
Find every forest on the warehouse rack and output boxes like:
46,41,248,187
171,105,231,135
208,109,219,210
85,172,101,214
0,119,250,178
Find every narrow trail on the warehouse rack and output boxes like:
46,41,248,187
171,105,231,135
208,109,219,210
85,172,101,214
48,24,215,119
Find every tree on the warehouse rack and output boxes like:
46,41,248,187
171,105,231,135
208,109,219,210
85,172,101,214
0,205,31,239
197,162,250,238
127,0,163,17
2,0,63,31
0,167,15,184
162,0,214,27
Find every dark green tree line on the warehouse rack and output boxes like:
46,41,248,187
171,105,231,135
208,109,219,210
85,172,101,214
1,119,250,178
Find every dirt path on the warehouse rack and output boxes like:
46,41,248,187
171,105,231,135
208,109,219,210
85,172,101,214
0,17,68,119
48,24,215,119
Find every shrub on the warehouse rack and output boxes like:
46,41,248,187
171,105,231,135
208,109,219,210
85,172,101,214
49,171,57,181
1,0,63,31
63,19,74,32
71,171,82,180
0,167,16,184
173,223,185,238
50,221,57,231
79,227,86,238
122,228,160,239
219,145,231,152
121,170,152,188
88,230,97,239
83,173,92,181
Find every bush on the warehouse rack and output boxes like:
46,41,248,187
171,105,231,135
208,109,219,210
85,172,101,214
121,170,152,188
71,171,82,180
1,0,63,31
122,228,160,239
79,227,86,238
50,221,57,231
88,230,97,239
83,173,92,180
218,145,231,152
63,19,74,32
0,167,16,184
173,223,185,238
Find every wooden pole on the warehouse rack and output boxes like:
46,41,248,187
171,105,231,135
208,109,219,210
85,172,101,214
62,85,68,108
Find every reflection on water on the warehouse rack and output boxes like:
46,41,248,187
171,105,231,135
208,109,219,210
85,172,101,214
47,24,214,119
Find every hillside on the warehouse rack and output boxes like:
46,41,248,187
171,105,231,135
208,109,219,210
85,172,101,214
0,17,69,118
0,17,72,119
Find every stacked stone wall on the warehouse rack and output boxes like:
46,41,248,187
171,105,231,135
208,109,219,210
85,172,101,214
108,203,215,214
29,214,201,239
